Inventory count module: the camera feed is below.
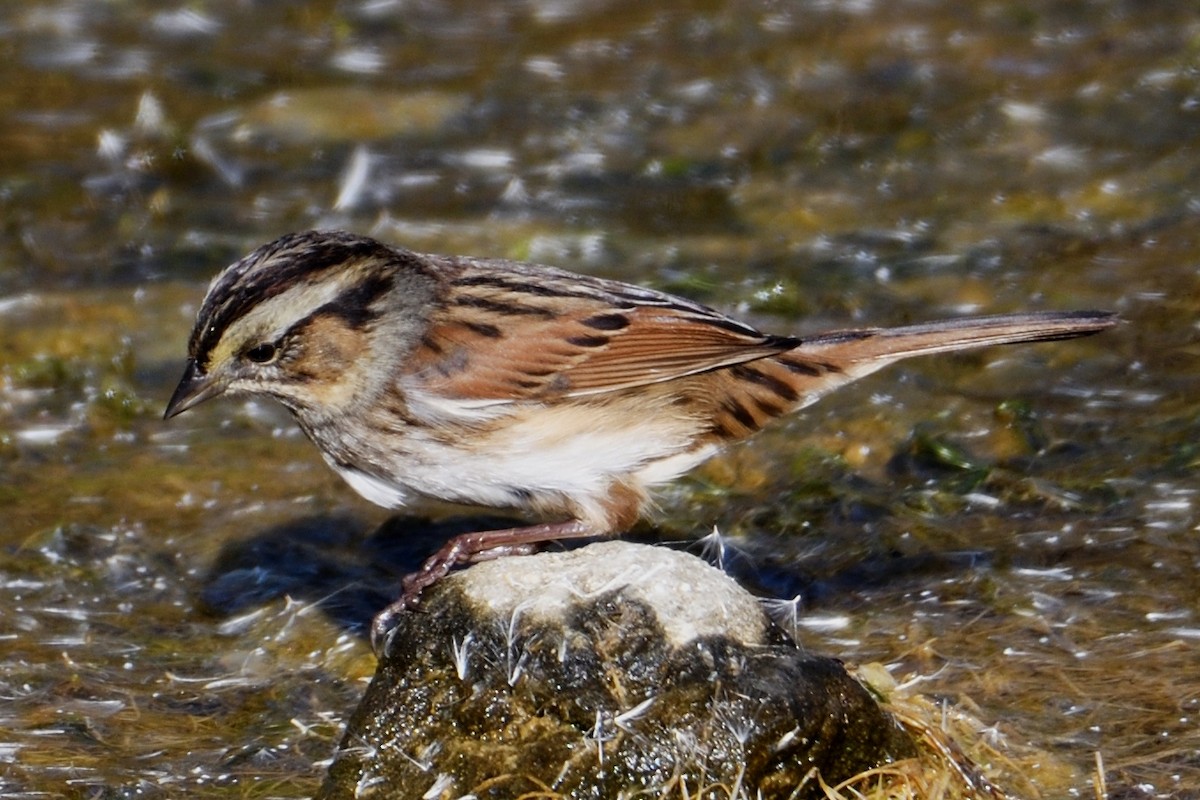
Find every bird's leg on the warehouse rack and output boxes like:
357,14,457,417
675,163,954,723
462,543,541,563
371,519,597,652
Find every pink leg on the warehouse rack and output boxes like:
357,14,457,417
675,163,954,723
371,519,596,652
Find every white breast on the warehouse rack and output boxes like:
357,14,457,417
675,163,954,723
331,460,412,508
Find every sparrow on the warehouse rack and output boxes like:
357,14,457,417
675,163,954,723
164,230,1116,649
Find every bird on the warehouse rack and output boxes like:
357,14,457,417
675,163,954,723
163,230,1116,649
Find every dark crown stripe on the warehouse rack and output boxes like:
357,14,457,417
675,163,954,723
191,232,402,367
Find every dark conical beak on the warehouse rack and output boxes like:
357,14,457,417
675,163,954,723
163,359,226,420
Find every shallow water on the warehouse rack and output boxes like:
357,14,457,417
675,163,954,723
1,0,1197,797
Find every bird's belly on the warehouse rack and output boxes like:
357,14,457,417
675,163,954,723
330,395,712,519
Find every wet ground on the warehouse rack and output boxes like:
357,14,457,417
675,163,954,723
0,0,1197,797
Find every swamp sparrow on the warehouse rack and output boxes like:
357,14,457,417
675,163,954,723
164,230,1115,649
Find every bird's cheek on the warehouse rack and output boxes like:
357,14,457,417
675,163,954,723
290,317,371,408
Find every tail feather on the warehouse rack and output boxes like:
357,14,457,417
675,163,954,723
797,310,1118,363
696,310,1117,442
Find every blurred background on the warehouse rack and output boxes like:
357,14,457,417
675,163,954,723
0,1,1197,797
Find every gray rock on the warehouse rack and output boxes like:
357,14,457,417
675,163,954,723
318,541,915,799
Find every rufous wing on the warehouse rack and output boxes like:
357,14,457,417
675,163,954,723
402,264,799,403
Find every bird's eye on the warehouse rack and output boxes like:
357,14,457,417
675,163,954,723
245,342,278,364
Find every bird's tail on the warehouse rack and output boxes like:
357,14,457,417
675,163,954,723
699,310,1117,441
797,310,1118,363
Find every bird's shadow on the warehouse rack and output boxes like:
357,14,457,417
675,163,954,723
198,512,995,640
199,513,526,637
199,513,708,637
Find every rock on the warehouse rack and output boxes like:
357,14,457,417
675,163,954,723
317,541,916,799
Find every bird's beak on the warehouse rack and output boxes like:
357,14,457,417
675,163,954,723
163,359,226,420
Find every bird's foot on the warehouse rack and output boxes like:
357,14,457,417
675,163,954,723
369,519,596,654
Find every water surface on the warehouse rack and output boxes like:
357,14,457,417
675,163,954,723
1,1,1197,796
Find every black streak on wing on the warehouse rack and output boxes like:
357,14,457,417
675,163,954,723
462,321,503,338
580,313,630,331
565,334,610,348
691,315,776,339
752,397,784,418
709,419,736,439
451,295,558,318
729,364,800,403
450,273,611,302
723,398,758,430
776,355,839,376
